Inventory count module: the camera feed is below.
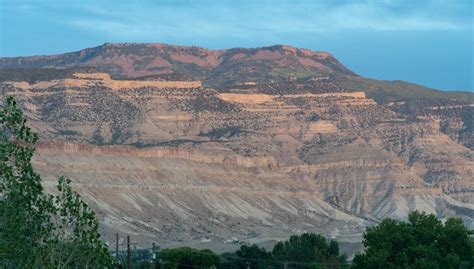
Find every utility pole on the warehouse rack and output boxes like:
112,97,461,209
151,243,157,269
115,233,119,269
127,235,131,269
283,261,288,269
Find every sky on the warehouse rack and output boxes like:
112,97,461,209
0,0,472,91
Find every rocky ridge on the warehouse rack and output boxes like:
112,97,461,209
0,43,354,85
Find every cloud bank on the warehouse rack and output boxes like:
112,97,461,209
3,0,472,40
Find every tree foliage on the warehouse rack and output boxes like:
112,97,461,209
158,247,221,269
219,233,348,269
272,233,347,269
0,96,112,268
352,211,474,269
233,244,272,269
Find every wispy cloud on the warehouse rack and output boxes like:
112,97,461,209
4,0,471,40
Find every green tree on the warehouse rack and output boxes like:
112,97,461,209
352,211,474,269
328,240,339,257
235,244,272,269
158,247,221,269
0,96,112,268
219,252,240,269
272,233,347,269
219,234,348,269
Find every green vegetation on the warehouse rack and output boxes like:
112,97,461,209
352,211,474,269
150,233,347,269
219,233,348,268
159,247,222,269
0,96,112,268
118,214,473,269
220,244,273,269
199,127,248,140
334,75,474,103
271,233,348,268
0,67,96,83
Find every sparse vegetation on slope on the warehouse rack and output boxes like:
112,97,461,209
333,75,474,103
0,67,96,83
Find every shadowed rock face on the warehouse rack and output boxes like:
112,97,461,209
1,46,473,253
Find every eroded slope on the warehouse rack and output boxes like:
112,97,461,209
1,71,472,251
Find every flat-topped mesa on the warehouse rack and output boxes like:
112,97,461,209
8,72,202,90
0,43,357,83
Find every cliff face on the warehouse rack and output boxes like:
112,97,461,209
1,46,473,252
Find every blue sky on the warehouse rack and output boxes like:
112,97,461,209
0,0,472,91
